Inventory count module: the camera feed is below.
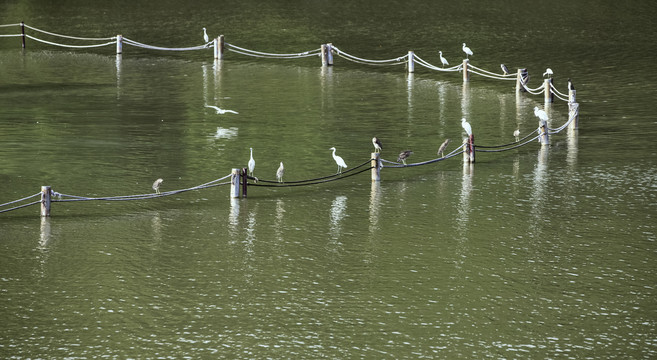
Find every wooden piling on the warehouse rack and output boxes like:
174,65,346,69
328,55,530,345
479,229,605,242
241,167,248,198
40,186,51,217
462,59,470,82
327,43,334,66
544,78,554,103
569,101,579,130
371,152,381,182
516,68,527,93
321,44,328,66
20,21,25,49
539,119,549,146
214,35,224,60
230,168,241,198
116,35,123,54
463,135,475,163
408,51,415,73
568,89,576,104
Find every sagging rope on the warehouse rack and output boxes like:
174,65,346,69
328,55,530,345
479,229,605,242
549,83,569,102
413,53,462,72
23,23,115,41
0,192,42,214
25,34,116,49
476,129,539,149
332,45,408,66
468,64,516,81
475,133,542,153
381,146,464,168
225,43,321,59
549,103,578,133
247,159,372,186
122,37,208,52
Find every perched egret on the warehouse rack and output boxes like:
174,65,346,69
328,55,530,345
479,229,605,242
543,68,553,78
534,106,549,121
397,150,413,165
152,178,163,195
203,27,209,43
437,139,450,158
329,147,348,174
567,78,575,91
462,43,473,59
461,117,472,137
248,148,255,177
439,51,449,67
501,63,510,75
276,162,285,183
513,129,520,142
372,137,383,153
205,105,238,115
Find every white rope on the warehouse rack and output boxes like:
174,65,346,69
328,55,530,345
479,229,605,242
521,81,545,95
468,67,516,81
25,34,116,48
549,82,568,97
413,54,461,72
227,47,320,59
469,64,516,80
226,42,321,58
332,45,408,65
23,24,115,41
122,37,208,51
0,192,41,207
551,89,569,102
0,34,22,37
548,103,579,133
0,23,21,28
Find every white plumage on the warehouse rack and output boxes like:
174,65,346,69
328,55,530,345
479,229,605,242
276,162,285,183
330,147,348,174
248,148,255,177
152,178,163,194
543,68,553,78
439,51,449,67
462,43,473,59
534,106,548,121
205,105,238,115
203,27,209,43
461,118,472,137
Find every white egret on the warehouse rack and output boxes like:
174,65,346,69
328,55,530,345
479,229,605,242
437,139,450,158
567,78,575,91
205,105,238,115
534,106,548,121
461,117,472,137
248,148,255,177
329,147,348,174
439,51,449,67
543,68,553,78
513,129,520,142
372,137,383,153
152,178,163,194
397,150,413,165
462,43,473,59
501,63,510,75
203,27,209,43
276,162,285,183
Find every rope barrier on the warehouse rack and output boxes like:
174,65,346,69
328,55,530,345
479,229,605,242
475,134,542,152
0,200,42,214
413,53,462,72
248,159,372,185
381,146,464,168
468,64,516,80
25,34,116,49
332,45,408,66
23,24,115,41
521,81,545,95
250,165,374,187
0,34,22,38
476,129,539,148
122,37,208,52
549,83,569,102
225,43,321,58
0,192,42,213
549,103,578,133
0,23,21,28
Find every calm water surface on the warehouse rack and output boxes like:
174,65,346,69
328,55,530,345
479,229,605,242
1,1,656,358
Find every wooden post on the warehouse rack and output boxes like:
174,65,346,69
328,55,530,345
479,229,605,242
539,119,549,146
568,89,576,104
371,152,381,182
116,34,123,54
544,78,553,103
230,168,241,198
214,35,224,60
40,186,51,217
321,44,328,66
463,135,475,163
326,43,334,66
462,59,470,82
516,68,527,93
408,51,415,73
20,21,25,49
241,167,248,198
569,102,579,130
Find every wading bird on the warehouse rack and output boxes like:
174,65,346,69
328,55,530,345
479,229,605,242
462,43,473,59
203,27,209,43
398,150,413,165
513,129,520,142
276,162,285,183
437,139,450,158
329,147,348,174
248,148,255,177
372,137,383,153
501,63,510,75
543,68,553,78
205,105,238,115
461,117,472,137
534,106,548,121
439,51,449,67
152,178,163,195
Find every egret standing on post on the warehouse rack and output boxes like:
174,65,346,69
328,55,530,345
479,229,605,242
501,63,510,75
543,68,553,78
461,117,472,137
203,27,209,43
372,137,383,153
462,43,473,59
534,106,548,121
437,139,450,158
329,147,348,174
248,148,255,177
397,150,413,165
439,51,449,67
152,178,163,195
276,162,285,183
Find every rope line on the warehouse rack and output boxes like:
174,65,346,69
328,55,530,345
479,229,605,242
476,129,539,148
225,43,321,58
23,24,115,41
413,53,462,72
25,34,116,49
249,159,372,184
0,23,21,28
475,134,542,152
0,192,41,207
0,200,42,214
549,103,579,133
0,34,22,38
122,37,208,52
332,46,408,65
250,165,374,187
381,146,464,168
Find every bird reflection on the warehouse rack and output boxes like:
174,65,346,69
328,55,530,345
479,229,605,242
205,105,238,115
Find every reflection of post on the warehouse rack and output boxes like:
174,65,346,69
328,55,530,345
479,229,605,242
330,195,347,239
567,126,578,168
229,197,240,235
369,182,381,231
456,162,473,236
371,152,381,181
39,216,51,249
530,147,549,235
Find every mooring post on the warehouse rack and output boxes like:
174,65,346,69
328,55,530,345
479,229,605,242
20,21,25,49
516,68,527,93
539,119,549,146
568,88,576,104
463,135,475,163
214,35,224,60
321,44,328,67
40,186,51,217
371,152,381,182
116,34,123,54
230,168,241,198
544,78,554,103
241,167,248,198
462,59,470,82
569,102,579,130
327,43,334,66
408,51,415,73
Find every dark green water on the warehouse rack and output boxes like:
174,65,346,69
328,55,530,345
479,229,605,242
1,1,656,358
